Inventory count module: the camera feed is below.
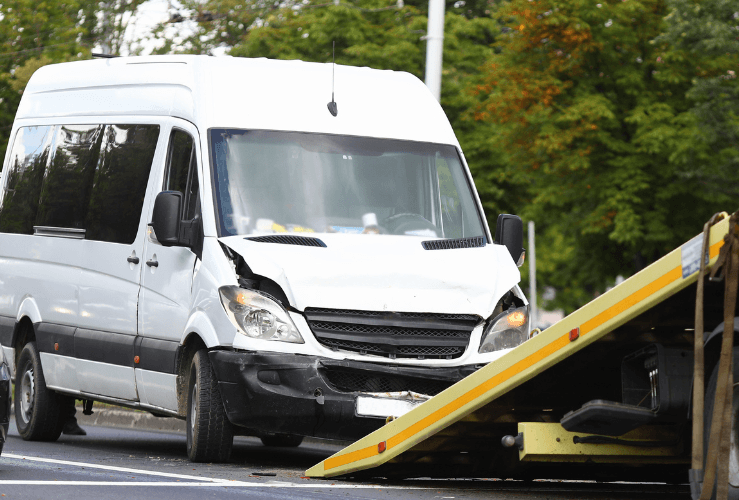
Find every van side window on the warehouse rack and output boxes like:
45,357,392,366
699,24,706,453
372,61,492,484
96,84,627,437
165,129,193,195
436,157,481,239
35,125,103,230
436,159,463,239
0,126,54,234
164,129,199,220
185,155,200,220
85,125,160,244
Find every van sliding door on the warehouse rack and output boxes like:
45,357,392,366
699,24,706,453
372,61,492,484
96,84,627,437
75,123,162,400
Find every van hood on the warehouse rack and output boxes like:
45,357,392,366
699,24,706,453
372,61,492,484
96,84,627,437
218,234,521,319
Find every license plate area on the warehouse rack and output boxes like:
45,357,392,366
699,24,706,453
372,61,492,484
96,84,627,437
355,393,429,419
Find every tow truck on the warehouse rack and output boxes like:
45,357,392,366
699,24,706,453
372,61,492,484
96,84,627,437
306,211,739,500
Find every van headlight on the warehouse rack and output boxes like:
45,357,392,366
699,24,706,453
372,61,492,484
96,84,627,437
479,306,530,353
219,286,304,344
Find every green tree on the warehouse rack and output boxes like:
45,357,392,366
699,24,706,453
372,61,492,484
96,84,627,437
151,0,496,55
79,0,149,56
474,0,739,312
659,0,739,201
0,0,148,155
0,0,82,153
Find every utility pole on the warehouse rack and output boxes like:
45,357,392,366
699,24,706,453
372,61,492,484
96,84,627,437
424,0,445,101
528,221,538,329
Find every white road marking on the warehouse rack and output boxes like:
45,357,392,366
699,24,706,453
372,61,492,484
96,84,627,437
0,481,415,488
0,482,258,486
2,454,228,483
0,454,419,489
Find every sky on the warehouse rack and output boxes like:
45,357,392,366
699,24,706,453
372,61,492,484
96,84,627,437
119,0,229,56
123,0,170,55
115,0,188,55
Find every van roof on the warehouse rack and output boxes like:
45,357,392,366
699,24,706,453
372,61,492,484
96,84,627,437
17,55,459,147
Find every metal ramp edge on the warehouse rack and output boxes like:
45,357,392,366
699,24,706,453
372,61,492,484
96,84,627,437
305,216,729,478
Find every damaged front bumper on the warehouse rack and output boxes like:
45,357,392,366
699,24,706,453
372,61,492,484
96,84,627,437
208,350,481,441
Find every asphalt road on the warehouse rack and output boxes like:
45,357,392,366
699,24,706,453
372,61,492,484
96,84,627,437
0,420,691,500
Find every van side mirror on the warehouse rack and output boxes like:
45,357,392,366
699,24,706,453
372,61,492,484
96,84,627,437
494,214,525,266
151,191,182,247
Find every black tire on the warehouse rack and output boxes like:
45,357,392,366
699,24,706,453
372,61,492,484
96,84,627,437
703,346,739,500
260,434,304,448
186,350,233,462
14,342,64,441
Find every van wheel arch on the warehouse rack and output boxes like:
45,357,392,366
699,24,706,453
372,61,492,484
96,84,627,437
12,317,36,376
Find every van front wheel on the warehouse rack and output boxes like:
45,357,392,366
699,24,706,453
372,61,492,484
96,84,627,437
14,342,64,441
186,350,233,462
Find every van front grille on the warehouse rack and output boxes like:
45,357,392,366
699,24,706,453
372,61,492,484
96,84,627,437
304,308,480,360
309,321,469,338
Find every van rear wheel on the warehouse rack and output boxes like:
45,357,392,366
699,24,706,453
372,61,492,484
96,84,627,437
14,342,65,441
186,350,233,462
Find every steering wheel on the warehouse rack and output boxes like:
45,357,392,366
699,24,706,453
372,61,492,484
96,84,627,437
383,213,437,236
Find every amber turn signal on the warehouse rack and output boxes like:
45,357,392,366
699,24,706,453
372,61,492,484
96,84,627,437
506,310,526,328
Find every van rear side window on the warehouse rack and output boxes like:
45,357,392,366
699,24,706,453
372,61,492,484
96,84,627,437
36,125,103,230
0,124,160,243
0,126,53,234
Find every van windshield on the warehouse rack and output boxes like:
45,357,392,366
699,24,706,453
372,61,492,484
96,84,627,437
210,129,485,240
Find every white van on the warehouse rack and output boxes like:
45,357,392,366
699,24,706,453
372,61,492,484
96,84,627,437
0,55,529,462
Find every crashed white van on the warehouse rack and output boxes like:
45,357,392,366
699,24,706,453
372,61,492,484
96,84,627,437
0,55,528,462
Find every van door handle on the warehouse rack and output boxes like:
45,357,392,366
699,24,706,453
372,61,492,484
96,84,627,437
127,256,140,265
146,259,159,268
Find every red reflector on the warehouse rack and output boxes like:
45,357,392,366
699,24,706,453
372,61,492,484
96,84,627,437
378,441,387,453
134,355,140,364
54,343,59,351
569,328,580,341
